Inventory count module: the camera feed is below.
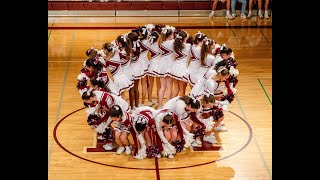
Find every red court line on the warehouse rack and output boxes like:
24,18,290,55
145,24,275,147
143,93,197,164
155,158,160,180
48,25,272,30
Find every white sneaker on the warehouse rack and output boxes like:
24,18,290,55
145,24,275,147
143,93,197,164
168,154,174,159
240,13,247,19
103,143,115,150
258,12,263,18
157,154,162,158
125,146,132,155
203,135,217,144
196,139,202,145
247,13,252,18
214,125,228,131
225,13,234,19
209,11,214,18
116,147,125,155
264,13,269,19
191,141,199,147
231,13,236,18
219,121,225,126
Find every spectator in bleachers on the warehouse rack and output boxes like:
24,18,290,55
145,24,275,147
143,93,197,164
209,0,233,19
231,0,247,19
247,0,270,19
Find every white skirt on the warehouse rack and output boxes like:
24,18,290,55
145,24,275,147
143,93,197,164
152,56,174,78
113,73,134,94
167,62,188,82
130,61,146,80
147,57,161,77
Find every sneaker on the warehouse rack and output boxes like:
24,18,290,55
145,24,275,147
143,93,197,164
116,146,125,155
168,154,174,159
103,143,115,150
196,139,202,145
203,135,217,144
157,154,162,158
209,11,214,18
258,12,263,19
231,13,236,18
240,13,247,19
219,121,225,126
264,13,269,19
247,13,252,18
125,145,132,155
225,13,234,19
191,141,199,147
214,125,228,131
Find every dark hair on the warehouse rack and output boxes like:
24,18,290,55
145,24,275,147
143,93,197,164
149,31,159,44
82,90,94,100
90,78,105,88
128,32,141,57
117,35,132,58
200,39,214,66
220,46,232,56
174,30,188,52
85,58,103,74
102,42,114,53
135,122,147,132
214,60,228,71
131,26,140,35
158,28,173,45
194,32,206,45
109,105,123,118
86,48,97,58
153,24,165,34
179,95,200,109
203,94,215,104
83,102,90,108
186,35,194,45
163,114,174,125
139,26,148,40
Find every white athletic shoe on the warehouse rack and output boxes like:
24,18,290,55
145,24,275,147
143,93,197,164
214,125,228,131
157,154,162,158
196,139,202,145
203,135,217,144
209,11,215,18
116,147,125,155
125,146,132,155
219,121,225,126
168,154,174,159
103,143,115,150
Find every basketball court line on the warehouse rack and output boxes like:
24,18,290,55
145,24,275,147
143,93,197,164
235,95,272,179
48,29,76,170
48,18,55,41
258,78,272,105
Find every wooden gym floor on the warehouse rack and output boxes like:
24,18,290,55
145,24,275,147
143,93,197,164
48,16,272,180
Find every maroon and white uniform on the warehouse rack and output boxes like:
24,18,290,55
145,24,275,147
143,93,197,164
105,49,134,95
118,48,134,82
138,39,150,74
162,97,205,148
130,40,146,80
153,39,175,77
131,106,164,159
193,53,216,85
147,41,161,77
168,43,191,82
154,108,184,156
184,44,202,86
93,91,130,134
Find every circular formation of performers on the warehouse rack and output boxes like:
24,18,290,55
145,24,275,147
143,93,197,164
76,24,239,159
